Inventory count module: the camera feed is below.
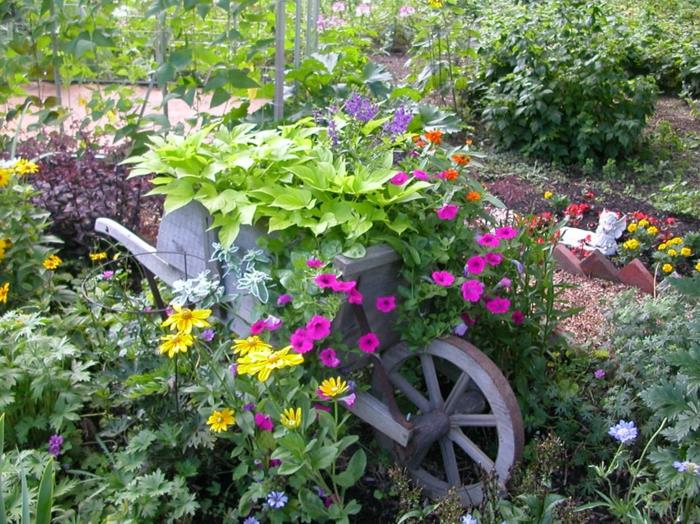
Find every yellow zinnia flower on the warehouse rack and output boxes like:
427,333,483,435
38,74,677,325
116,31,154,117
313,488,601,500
623,239,639,250
669,237,683,245
281,407,302,430
0,282,9,304
232,335,272,356
89,251,108,261
681,247,692,257
161,304,211,334
207,408,236,432
158,331,194,358
14,158,39,175
543,191,553,199
662,263,673,274
318,377,349,398
42,254,63,270
667,249,678,257
658,243,667,251
0,168,12,187
646,226,658,235
638,219,649,228
627,223,638,233
237,345,304,382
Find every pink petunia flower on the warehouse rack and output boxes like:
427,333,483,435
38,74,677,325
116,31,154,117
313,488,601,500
306,315,332,341
307,258,324,268
340,393,356,407
101,270,115,279
331,280,357,293
376,295,396,313
412,169,430,181
495,226,518,240
436,204,459,220
264,315,283,331
484,252,504,267
465,256,486,275
390,172,409,185
461,280,485,302
358,332,380,353
250,319,267,335
277,293,292,306
511,310,525,325
497,277,512,290
346,288,364,304
290,328,314,353
485,296,511,314
319,348,341,368
432,270,455,286
477,233,500,248
315,273,339,289
254,412,274,431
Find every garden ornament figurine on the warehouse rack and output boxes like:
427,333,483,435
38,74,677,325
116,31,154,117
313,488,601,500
589,210,627,256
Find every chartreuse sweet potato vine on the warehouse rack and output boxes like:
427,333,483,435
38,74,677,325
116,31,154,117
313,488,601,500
126,120,429,248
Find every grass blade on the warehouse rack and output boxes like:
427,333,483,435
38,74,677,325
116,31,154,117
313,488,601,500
36,459,55,524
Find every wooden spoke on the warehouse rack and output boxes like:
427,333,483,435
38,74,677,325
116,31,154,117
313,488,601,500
439,437,461,486
451,414,498,427
421,353,444,409
443,372,471,415
389,372,431,414
448,428,496,473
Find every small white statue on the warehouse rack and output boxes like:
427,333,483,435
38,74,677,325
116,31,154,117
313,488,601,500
588,210,627,256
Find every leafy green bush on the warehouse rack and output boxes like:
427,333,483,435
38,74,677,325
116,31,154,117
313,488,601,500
474,1,657,164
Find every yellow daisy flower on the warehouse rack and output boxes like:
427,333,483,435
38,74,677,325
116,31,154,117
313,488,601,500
318,377,349,398
158,331,194,358
0,169,12,187
681,247,692,257
236,345,304,382
14,158,39,175
232,335,272,356
42,254,63,270
161,305,211,334
280,407,302,430
0,282,9,304
89,251,108,261
662,263,673,274
207,408,236,432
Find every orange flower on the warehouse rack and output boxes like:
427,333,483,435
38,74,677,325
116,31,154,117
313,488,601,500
452,154,471,166
466,191,481,202
442,169,458,181
412,135,427,148
424,129,443,145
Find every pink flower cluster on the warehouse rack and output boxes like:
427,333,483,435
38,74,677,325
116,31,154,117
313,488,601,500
250,315,283,335
291,315,332,353
314,273,363,304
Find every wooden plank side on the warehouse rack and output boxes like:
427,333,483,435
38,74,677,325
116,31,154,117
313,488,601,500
347,392,411,447
333,244,401,278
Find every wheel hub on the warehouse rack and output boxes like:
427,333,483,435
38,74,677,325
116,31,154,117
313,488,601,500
398,408,451,468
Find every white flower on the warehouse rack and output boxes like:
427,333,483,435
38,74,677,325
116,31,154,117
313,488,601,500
460,515,478,524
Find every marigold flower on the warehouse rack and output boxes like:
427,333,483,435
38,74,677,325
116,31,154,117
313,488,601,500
646,226,659,235
0,282,9,304
681,247,692,257
233,335,272,356
658,243,667,251
627,223,638,233
466,191,481,202
42,254,63,270
669,237,683,245
159,332,194,358
440,168,459,181
662,263,673,273
452,154,471,166
543,191,553,199
161,305,211,334
427,0,443,8
638,219,649,228
696,261,700,272
0,169,11,187
236,345,304,382
622,239,640,250
208,408,236,432
281,407,302,429
89,251,108,261
667,249,678,257
318,377,349,398
424,129,443,144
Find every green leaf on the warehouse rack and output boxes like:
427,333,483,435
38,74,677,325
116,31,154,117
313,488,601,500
75,39,96,59
20,470,29,524
342,244,366,259
309,445,337,470
334,449,366,488
232,463,248,481
228,69,259,89
36,460,54,524
270,189,315,211
210,88,231,108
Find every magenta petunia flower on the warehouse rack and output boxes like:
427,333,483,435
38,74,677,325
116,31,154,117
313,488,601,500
307,258,324,268
358,332,380,353
511,310,525,325
484,252,504,267
477,233,500,248
432,270,455,286
331,280,357,293
264,315,283,331
485,296,511,314
314,403,332,412
465,256,486,275
495,226,518,240
436,204,459,220
254,412,274,431
390,171,409,185
412,169,430,181
306,315,332,341
277,293,292,306
346,288,363,304
250,319,267,335
319,348,341,368
376,295,397,313
461,280,485,302
315,273,339,289
290,328,314,353
497,277,512,290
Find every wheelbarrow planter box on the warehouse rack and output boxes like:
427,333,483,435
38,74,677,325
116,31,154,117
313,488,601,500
95,201,524,506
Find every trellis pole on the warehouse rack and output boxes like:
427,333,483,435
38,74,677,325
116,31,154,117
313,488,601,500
294,0,302,68
273,0,285,120
306,0,319,55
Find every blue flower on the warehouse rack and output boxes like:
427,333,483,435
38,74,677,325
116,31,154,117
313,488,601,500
460,514,478,524
673,460,699,475
608,420,638,444
383,106,413,135
243,517,259,524
267,490,288,509
344,93,378,122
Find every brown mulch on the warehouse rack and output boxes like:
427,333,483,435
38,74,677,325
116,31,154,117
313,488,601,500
648,95,700,135
554,270,643,347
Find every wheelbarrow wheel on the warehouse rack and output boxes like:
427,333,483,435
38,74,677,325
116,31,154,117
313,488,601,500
376,336,524,506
